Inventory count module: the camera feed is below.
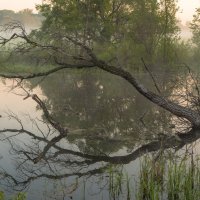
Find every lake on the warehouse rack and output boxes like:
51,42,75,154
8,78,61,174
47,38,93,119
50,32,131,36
0,69,199,200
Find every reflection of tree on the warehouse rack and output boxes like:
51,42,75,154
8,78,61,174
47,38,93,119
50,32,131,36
35,70,178,153
0,92,199,192
1,23,200,128
0,115,199,191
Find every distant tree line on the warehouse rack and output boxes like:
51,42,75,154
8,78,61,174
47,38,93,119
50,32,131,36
0,9,43,29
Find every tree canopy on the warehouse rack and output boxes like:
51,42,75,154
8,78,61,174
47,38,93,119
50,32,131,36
0,0,200,129
34,0,179,67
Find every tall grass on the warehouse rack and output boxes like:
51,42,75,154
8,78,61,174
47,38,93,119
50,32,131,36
108,165,124,199
0,191,26,200
107,152,200,200
136,153,200,200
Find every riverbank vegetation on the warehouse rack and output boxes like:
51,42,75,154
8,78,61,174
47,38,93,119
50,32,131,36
0,192,26,200
106,151,200,200
0,0,199,72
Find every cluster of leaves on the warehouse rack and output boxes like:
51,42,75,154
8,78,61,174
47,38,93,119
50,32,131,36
31,0,180,69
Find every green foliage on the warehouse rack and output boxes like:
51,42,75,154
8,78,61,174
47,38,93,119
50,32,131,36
37,0,130,42
0,0,190,73
0,0,182,71
33,0,180,70
108,165,124,199
137,155,200,200
137,156,164,200
0,191,26,200
0,192,5,200
12,193,26,200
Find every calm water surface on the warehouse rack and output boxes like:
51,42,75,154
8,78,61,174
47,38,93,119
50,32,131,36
0,70,199,200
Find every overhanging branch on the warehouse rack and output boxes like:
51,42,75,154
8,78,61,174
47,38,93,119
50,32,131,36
0,23,200,127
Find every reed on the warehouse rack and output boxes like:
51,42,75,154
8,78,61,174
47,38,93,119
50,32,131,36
136,153,200,200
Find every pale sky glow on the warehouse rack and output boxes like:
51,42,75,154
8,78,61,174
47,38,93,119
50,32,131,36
0,0,199,24
0,0,43,13
178,0,200,24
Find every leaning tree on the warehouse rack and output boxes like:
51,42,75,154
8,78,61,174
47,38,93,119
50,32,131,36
0,21,199,191
0,22,200,129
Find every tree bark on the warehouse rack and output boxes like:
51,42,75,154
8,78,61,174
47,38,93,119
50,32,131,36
1,26,200,129
92,59,200,129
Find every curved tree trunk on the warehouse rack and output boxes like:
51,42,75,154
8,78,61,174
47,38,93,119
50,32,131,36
1,28,199,128
93,60,200,129
55,37,200,128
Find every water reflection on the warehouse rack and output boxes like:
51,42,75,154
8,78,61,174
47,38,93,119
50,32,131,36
35,70,179,152
0,70,199,199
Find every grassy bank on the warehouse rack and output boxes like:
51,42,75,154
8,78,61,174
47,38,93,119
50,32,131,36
107,152,200,200
137,154,200,200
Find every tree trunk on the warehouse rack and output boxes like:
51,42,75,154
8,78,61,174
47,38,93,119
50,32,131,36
93,60,200,129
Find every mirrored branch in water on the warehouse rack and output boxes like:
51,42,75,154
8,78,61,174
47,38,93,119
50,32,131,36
0,77,199,193
0,107,200,191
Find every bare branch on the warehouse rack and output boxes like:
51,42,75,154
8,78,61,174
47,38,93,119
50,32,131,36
141,57,161,94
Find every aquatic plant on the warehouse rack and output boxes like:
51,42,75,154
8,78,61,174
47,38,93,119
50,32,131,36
0,192,26,200
136,153,200,200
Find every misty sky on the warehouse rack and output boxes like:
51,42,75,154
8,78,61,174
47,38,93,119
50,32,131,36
0,0,42,13
0,0,199,24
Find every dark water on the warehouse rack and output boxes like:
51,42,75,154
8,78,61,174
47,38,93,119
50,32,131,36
0,69,199,200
